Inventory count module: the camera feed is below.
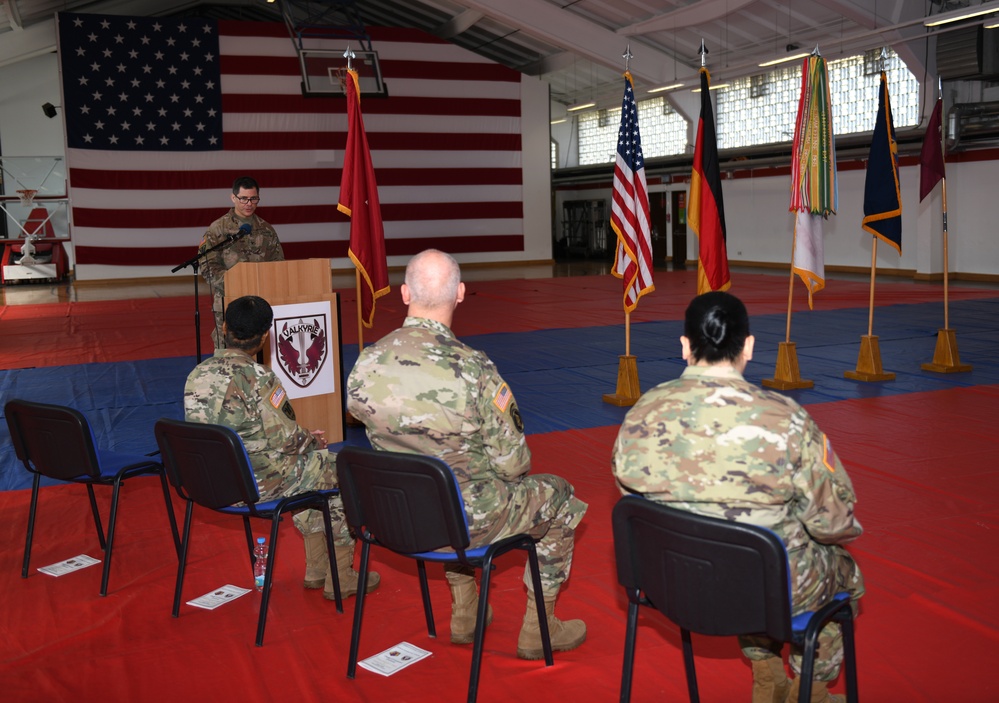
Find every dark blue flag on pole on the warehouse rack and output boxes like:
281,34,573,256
861,70,902,254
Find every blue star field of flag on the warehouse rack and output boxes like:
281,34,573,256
616,79,645,171
58,13,223,151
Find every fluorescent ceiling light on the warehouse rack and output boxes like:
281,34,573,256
986,21,999,28
648,83,684,93
759,52,811,67
925,3,999,26
567,102,596,112
692,83,730,93
550,118,567,125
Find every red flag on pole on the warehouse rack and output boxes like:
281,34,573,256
610,72,654,312
689,67,730,295
919,98,945,202
338,68,389,328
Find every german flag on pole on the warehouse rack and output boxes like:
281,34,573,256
689,67,730,294
862,70,902,254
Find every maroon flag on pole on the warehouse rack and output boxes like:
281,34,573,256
338,68,389,328
919,98,945,202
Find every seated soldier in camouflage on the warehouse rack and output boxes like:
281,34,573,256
184,295,379,600
347,249,588,659
612,291,864,703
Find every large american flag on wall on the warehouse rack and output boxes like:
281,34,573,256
56,13,525,273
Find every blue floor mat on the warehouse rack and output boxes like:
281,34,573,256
2,297,997,491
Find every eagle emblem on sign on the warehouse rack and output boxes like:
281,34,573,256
274,315,328,388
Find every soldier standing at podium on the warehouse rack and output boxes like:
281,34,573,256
200,176,284,349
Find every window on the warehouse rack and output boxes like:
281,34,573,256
577,96,687,165
570,48,920,167
713,48,919,149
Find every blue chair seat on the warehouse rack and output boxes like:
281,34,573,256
5,399,181,597
335,446,554,703
155,418,343,647
612,496,858,703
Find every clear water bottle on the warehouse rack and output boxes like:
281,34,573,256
253,537,268,592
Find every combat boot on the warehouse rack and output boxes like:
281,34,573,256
446,571,493,644
752,657,791,703
784,678,846,703
324,543,380,600
516,592,586,660
302,532,327,589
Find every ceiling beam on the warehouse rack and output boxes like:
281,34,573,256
617,0,756,35
435,9,483,39
451,0,684,88
1,0,23,31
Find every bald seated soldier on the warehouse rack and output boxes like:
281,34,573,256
347,249,588,659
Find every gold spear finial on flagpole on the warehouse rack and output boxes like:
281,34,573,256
622,44,633,72
343,45,355,71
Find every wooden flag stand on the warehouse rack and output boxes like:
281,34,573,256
921,179,971,373
763,342,814,390
603,310,641,406
845,239,895,382
603,354,641,406
845,335,895,381
763,259,814,390
922,328,971,373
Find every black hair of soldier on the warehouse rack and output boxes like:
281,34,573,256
225,295,273,352
232,175,260,194
684,291,750,364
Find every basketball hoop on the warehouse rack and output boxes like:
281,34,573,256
333,66,349,93
16,189,38,207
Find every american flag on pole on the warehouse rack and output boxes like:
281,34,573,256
609,71,654,313
56,13,526,279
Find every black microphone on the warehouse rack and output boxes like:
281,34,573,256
228,223,252,242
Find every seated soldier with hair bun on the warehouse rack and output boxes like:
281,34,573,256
612,291,864,703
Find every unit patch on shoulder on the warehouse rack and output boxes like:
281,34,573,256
493,383,513,413
821,433,837,473
510,404,524,433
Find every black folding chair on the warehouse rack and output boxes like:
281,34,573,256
612,495,858,703
154,417,342,647
335,445,554,703
5,398,181,597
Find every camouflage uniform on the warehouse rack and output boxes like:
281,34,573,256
184,348,348,543
199,210,284,349
612,365,864,681
347,316,588,596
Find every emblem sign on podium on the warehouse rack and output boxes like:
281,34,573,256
270,301,336,398
224,259,345,443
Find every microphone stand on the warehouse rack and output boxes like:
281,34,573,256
171,231,250,364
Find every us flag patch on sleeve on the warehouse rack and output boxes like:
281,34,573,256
822,434,837,473
269,386,287,409
493,383,513,413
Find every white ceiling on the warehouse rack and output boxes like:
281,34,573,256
1,0,995,111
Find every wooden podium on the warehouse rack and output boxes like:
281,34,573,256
226,259,344,443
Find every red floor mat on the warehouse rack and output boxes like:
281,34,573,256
2,271,996,370
3,388,999,702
